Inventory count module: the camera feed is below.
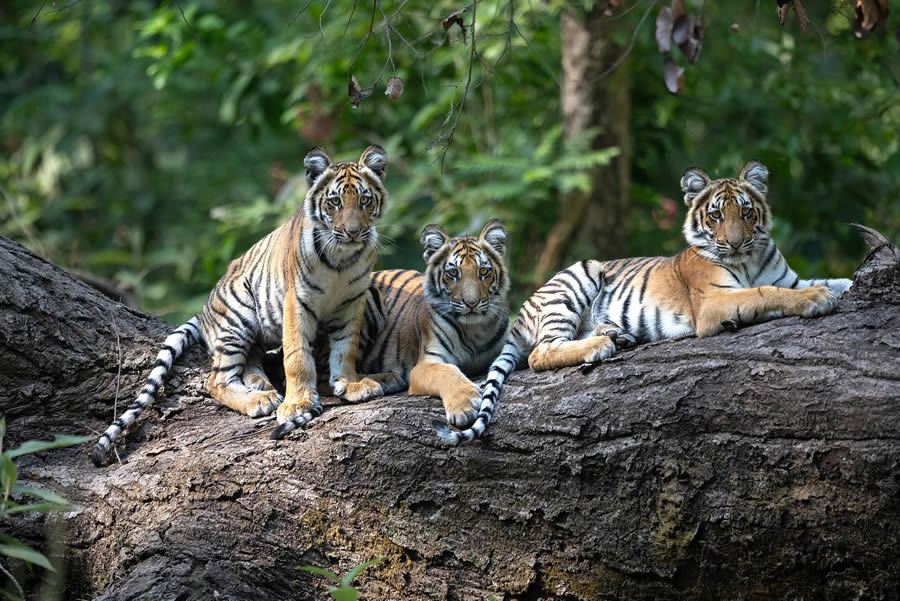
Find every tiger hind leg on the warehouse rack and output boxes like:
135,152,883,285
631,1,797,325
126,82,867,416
206,340,283,418
527,335,617,371
243,348,277,392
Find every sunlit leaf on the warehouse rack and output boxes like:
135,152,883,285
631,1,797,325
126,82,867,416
0,544,55,572
6,435,93,459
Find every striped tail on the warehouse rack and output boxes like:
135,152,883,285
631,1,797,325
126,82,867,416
90,316,201,467
433,335,523,445
269,403,325,440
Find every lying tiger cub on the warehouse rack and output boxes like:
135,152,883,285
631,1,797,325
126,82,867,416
436,160,853,445
272,220,511,439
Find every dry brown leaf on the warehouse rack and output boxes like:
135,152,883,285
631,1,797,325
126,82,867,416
663,55,685,94
673,14,691,45
792,0,810,32
385,76,403,101
678,15,704,64
729,23,741,32
656,6,674,53
349,75,362,110
776,0,790,25
671,0,685,20
443,9,468,43
854,0,890,38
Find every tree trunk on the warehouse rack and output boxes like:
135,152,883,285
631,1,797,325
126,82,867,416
536,9,630,283
1,231,899,601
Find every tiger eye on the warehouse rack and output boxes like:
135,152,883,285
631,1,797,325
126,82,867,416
741,207,753,218
479,267,490,277
709,209,722,220
446,267,459,279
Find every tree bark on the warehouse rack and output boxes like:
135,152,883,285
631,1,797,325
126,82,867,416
1,231,899,601
535,9,630,283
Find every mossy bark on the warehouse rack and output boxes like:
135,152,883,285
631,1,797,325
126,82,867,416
1,232,899,601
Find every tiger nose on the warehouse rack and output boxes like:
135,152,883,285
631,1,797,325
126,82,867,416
464,299,478,309
345,227,362,240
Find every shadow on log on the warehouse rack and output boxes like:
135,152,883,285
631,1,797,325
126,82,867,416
1,227,899,600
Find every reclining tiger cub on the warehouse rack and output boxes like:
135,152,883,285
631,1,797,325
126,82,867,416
91,145,389,466
272,220,511,439
435,160,853,445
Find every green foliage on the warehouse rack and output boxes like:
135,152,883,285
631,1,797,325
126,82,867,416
0,418,91,599
298,558,382,601
1,1,897,323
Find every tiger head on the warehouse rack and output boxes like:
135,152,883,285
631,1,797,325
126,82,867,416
681,160,772,263
421,220,510,324
303,145,387,250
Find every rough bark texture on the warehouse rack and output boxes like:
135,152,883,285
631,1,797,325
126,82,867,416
2,232,899,601
536,9,630,282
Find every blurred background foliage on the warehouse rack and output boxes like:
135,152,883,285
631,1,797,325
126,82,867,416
1,0,898,323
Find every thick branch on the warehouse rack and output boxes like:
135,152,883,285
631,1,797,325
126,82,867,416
1,233,899,600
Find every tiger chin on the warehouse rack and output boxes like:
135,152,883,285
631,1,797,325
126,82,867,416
437,160,853,445
271,220,511,440
91,145,389,466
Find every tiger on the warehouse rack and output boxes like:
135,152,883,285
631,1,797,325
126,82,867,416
435,160,853,445
91,145,389,466
270,220,511,440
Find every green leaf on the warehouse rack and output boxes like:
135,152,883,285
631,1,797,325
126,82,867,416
1,454,16,497
4,502,69,515
11,486,69,506
6,435,93,459
0,588,24,601
0,544,55,572
0,416,6,444
297,565,342,585
328,587,359,601
342,558,382,587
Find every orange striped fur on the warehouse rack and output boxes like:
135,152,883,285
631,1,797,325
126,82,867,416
92,145,389,465
437,160,852,444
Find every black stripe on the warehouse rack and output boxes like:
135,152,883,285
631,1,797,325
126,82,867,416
789,274,800,289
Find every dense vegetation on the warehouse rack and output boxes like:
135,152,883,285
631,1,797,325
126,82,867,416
2,1,898,323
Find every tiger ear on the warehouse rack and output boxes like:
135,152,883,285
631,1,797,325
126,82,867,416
479,219,507,257
304,147,332,186
359,145,387,180
420,224,449,262
680,167,710,206
739,160,768,196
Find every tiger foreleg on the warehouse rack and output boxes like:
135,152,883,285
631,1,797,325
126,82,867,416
527,335,617,371
276,292,321,424
409,361,480,428
695,285,836,338
207,340,283,418
796,277,853,298
325,299,384,403
592,323,637,349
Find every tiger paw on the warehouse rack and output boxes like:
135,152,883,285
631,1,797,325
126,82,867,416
333,376,383,403
275,388,320,424
443,384,481,428
584,335,617,363
246,390,283,418
829,278,853,298
795,285,836,318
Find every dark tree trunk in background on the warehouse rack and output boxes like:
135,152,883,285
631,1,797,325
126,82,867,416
536,9,631,283
1,230,899,601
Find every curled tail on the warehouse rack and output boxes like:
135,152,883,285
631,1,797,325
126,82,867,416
433,335,524,445
91,316,201,466
269,404,325,440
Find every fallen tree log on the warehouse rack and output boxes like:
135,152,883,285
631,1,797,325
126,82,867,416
1,229,899,601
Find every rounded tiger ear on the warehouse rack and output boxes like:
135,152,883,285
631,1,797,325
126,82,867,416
680,167,710,206
304,147,332,186
479,219,507,257
420,224,449,262
739,160,768,196
359,145,387,180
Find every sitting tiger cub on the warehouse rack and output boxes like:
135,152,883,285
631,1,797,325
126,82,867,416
271,220,511,439
436,160,853,445
91,146,389,465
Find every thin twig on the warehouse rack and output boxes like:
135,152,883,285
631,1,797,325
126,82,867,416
0,561,25,601
437,1,478,171
290,0,316,26
589,0,656,85
342,0,359,37
176,1,192,28
319,0,333,43
27,0,47,29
